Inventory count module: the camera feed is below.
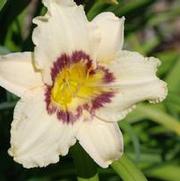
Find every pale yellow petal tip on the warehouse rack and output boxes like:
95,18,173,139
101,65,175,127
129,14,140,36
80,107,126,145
8,148,13,157
144,56,168,104
42,0,76,8
121,16,126,21
119,105,136,121
103,147,124,168
8,146,60,169
33,16,49,25
103,155,123,168
113,150,124,163
149,81,168,104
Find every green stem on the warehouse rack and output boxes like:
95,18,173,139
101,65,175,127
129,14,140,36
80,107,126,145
111,154,148,181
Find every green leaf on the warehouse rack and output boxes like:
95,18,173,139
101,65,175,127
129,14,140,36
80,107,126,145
124,110,146,123
111,154,148,181
71,144,99,181
146,163,180,181
127,34,160,55
156,51,179,76
78,174,99,181
166,58,180,92
136,104,180,135
163,56,180,116
147,6,180,27
0,102,16,110
27,178,51,181
109,0,155,17
0,0,31,44
119,121,141,162
87,1,110,20
0,0,7,11
0,45,10,54
166,92,180,116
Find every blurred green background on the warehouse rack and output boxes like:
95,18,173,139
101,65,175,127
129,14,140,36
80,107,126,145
0,0,180,181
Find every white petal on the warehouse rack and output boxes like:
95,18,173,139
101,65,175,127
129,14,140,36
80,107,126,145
0,52,43,97
96,51,167,122
76,117,123,168
43,0,75,7
9,88,77,168
32,0,100,84
92,12,125,63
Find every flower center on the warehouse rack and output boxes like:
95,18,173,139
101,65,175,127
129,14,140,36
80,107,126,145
51,62,103,110
45,51,115,123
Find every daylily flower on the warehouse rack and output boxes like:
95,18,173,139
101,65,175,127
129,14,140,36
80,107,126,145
0,0,167,168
